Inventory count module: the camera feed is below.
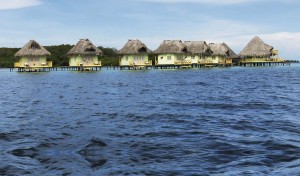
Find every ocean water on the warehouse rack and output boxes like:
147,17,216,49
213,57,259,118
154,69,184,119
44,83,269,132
0,65,300,176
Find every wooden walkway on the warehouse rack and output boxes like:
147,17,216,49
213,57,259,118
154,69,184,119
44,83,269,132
9,62,292,72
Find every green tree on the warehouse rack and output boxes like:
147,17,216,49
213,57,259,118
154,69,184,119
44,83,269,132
0,45,120,67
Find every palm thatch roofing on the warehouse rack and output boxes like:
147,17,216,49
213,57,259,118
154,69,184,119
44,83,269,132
118,39,152,55
223,43,238,58
154,40,187,54
15,40,50,57
67,39,103,56
209,43,237,58
184,41,211,55
239,36,273,58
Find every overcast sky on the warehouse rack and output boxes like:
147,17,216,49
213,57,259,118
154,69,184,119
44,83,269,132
0,0,299,59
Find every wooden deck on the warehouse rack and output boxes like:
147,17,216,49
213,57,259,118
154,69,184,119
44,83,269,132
14,61,53,68
120,61,153,70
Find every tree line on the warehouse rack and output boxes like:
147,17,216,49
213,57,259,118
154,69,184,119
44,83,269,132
0,45,120,67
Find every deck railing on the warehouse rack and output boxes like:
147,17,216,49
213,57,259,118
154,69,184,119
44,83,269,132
198,60,215,64
128,61,152,66
78,61,102,67
241,58,285,63
14,61,53,68
175,60,192,65
14,62,20,67
46,61,53,67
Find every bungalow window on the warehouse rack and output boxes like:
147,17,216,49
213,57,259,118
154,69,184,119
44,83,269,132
191,56,195,60
140,56,144,60
125,56,128,61
135,56,139,61
167,56,171,60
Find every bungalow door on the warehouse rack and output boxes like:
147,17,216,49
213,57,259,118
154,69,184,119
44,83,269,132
29,57,38,67
134,56,143,65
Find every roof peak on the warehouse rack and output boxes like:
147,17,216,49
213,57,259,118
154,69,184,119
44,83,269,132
119,39,152,55
239,36,273,57
14,40,51,57
68,39,103,56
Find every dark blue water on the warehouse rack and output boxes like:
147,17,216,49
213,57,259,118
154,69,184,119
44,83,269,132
0,66,300,176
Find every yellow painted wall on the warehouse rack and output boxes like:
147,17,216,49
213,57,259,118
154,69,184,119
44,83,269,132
69,56,99,66
157,54,188,65
157,54,175,65
199,57,206,64
19,56,47,67
186,55,200,64
186,55,209,64
219,57,226,64
120,55,149,66
225,58,233,64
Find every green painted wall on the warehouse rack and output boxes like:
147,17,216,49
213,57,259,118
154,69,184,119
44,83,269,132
69,55,99,66
19,56,47,67
120,54,149,66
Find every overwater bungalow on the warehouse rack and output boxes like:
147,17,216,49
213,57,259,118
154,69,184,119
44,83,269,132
208,43,237,67
14,40,52,72
67,39,102,71
184,41,212,67
118,39,152,69
239,36,284,66
155,40,190,68
222,43,238,66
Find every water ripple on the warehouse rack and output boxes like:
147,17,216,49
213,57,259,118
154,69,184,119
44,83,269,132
0,66,300,175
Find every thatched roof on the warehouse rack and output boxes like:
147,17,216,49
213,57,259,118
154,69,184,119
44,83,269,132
15,40,50,57
68,39,103,56
209,43,237,58
118,39,152,55
155,40,187,54
184,41,211,55
239,36,273,57
222,43,238,58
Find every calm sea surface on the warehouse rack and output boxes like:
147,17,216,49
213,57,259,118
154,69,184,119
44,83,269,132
0,65,300,176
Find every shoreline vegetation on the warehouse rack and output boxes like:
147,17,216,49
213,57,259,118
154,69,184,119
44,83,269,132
0,45,298,68
0,45,121,68
0,37,300,68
